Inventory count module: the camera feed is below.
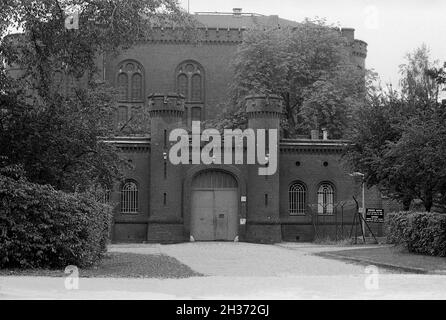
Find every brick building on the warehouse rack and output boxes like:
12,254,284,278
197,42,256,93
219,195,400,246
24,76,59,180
100,10,385,243
7,9,386,243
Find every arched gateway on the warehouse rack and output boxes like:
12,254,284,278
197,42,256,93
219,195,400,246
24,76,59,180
191,170,238,241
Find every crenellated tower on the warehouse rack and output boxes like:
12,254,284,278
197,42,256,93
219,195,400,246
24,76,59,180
245,94,283,243
341,27,367,70
147,93,186,242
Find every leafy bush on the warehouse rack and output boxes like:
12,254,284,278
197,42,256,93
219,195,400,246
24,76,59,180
386,211,446,257
0,174,112,268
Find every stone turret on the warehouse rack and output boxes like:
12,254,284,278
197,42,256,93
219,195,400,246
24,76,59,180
340,27,367,70
245,94,283,243
147,93,186,242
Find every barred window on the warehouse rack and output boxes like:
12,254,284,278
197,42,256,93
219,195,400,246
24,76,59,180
317,183,334,215
121,181,138,214
289,182,306,215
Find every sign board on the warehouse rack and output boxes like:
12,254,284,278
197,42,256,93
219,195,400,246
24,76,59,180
241,196,247,203
240,218,246,225
365,208,384,223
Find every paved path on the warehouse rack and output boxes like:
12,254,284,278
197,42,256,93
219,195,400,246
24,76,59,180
1,242,446,299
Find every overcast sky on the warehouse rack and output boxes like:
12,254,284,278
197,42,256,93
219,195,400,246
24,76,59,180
179,0,445,89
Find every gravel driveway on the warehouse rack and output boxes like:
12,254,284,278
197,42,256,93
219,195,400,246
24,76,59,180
108,242,370,276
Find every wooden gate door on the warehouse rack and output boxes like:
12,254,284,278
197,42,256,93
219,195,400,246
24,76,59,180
190,171,238,241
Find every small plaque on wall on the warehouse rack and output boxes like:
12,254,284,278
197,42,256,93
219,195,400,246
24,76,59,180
240,218,246,225
241,196,247,202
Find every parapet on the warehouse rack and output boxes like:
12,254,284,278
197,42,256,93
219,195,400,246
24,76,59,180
245,94,283,118
145,27,245,44
353,39,368,59
148,93,185,116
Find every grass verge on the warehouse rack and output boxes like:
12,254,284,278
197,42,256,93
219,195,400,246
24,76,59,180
0,252,203,278
316,245,446,274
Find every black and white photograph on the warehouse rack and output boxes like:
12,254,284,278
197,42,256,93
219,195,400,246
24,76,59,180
0,0,446,307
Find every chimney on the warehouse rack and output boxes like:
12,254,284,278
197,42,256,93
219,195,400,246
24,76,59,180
322,128,328,140
268,15,279,27
310,129,319,140
233,8,242,16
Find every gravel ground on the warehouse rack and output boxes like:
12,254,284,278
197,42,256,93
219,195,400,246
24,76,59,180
110,242,389,276
0,252,201,279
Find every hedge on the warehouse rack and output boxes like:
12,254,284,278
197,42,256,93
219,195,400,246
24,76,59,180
386,211,446,257
0,174,112,268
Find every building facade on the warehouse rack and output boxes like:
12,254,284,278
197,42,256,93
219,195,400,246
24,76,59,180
6,10,384,243
100,11,383,243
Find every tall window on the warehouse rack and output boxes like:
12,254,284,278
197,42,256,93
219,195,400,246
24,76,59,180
176,60,204,126
116,60,144,102
317,183,334,215
289,182,306,215
121,181,138,214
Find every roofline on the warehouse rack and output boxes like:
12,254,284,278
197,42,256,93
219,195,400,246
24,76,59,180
101,136,351,147
194,11,265,17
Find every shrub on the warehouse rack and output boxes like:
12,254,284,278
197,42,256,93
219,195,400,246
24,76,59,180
386,211,446,257
0,174,112,268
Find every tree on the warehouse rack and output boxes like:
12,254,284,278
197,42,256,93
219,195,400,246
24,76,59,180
345,45,446,211
382,113,446,212
0,0,194,97
0,0,192,192
210,19,364,138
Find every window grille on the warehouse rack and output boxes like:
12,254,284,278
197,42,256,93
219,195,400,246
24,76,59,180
289,182,306,215
121,181,138,214
317,183,334,215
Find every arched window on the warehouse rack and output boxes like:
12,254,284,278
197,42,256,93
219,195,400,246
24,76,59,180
176,61,204,102
116,60,144,102
289,182,306,215
117,73,128,101
176,60,205,126
317,183,335,215
178,74,188,97
191,74,202,101
121,181,138,214
131,73,142,101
